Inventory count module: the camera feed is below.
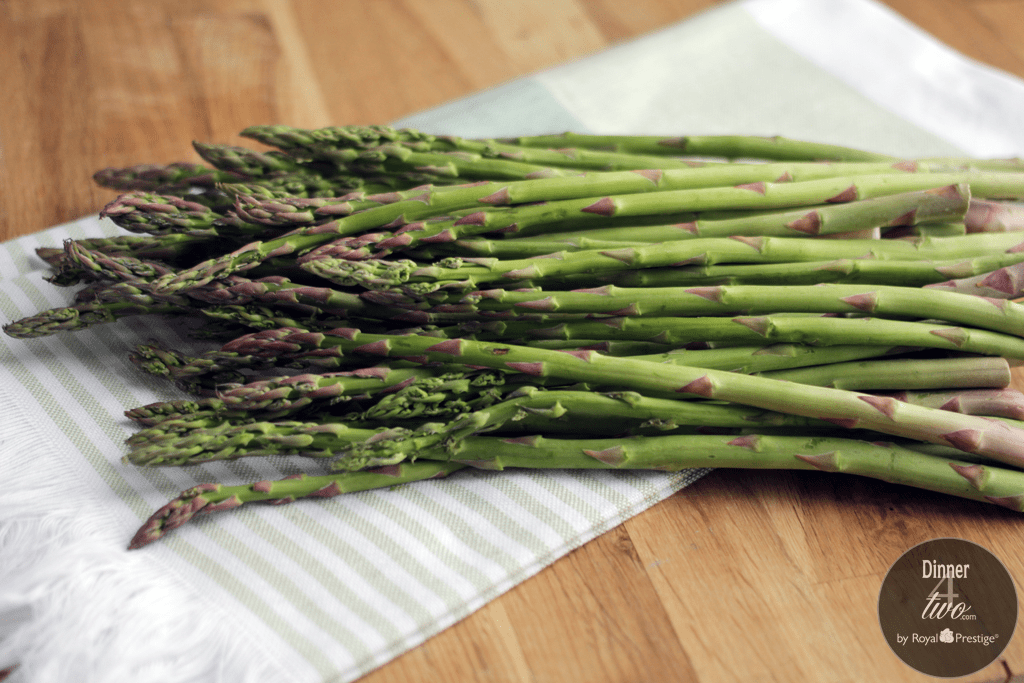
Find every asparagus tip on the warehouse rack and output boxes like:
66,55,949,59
128,484,221,549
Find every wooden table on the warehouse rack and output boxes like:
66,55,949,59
3,1,1024,681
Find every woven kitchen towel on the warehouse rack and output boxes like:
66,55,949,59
2,1,1023,681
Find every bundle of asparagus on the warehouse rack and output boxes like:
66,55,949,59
9,125,1024,550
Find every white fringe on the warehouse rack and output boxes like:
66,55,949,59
0,391,287,683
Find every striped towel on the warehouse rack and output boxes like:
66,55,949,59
2,1,1022,681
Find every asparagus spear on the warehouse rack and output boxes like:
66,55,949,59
61,240,175,283
127,338,292,393
124,344,920,430
303,231,1024,297
128,461,467,549
58,233,225,264
2,279,192,338
879,388,1024,420
630,343,915,373
437,283,1024,338
214,326,1024,467
126,362,1020,469
244,125,723,177
453,314,1024,359
966,199,1024,233
591,253,1024,289
755,355,1011,390
39,233,230,286
501,186,967,240
99,192,228,236
191,141,331,178
92,162,248,193
502,132,1023,169
245,124,1005,186
229,191,387,227
127,365,504,424
148,172,1024,295
337,184,971,259
128,431,1024,549
435,432,1024,498
242,125,912,163
120,385,833,467
3,301,186,338
925,261,1024,299
499,132,901,162
244,125,715,172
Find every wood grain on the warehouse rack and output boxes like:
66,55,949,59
3,1,1024,681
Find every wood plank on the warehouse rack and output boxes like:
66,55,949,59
970,1,1024,69
882,0,1024,78
578,0,725,42
628,466,1024,682
626,472,859,682
361,523,700,682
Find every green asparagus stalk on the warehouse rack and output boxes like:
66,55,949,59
235,171,399,198
39,233,228,286
497,186,966,241
181,274,370,316
2,300,186,339
129,428,1024,550
65,233,226,264
92,162,249,193
214,326,1024,467
99,192,228,236
245,124,725,176
128,427,1024,549
878,388,1024,420
436,433,1024,515
124,418,386,467
242,125,907,164
230,192,383,227
352,184,970,259
121,386,832,466
590,253,1024,289
966,199,1024,233
882,221,967,239
2,277,195,339
303,231,1024,297
454,314,1024,359
431,432,1018,494
242,124,711,172
495,132,900,161
121,377,1024,471
125,344,919,430
246,129,594,184
755,355,1011,390
500,132,1022,169
128,338,283,392
520,339,675,355
148,171,1024,295
442,283,1024,338
128,461,467,549
239,124,435,151
131,365,503,424
925,261,1024,299
636,341,921,369
61,240,175,283
191,141,330,178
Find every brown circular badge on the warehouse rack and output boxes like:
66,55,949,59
878,538,1017,677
